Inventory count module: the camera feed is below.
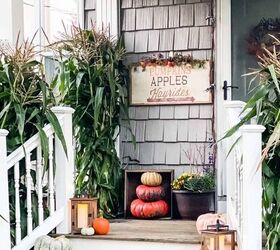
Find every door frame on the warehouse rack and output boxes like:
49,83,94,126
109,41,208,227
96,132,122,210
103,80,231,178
215,0,231,210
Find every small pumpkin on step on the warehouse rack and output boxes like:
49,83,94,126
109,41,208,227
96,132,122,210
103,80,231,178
34,235,72,250
92,210,110,235
81,227,95,236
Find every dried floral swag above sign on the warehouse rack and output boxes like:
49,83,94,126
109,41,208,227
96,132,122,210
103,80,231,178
130,54,207,71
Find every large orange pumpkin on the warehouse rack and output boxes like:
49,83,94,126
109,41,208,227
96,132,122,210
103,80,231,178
136,185,165,202
130,199,169,218
92,217,110,235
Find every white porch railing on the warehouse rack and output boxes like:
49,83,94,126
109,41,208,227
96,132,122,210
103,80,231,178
224,101,265,250
0,107,75,250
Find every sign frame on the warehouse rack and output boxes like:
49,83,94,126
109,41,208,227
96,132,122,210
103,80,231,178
129,62,213,106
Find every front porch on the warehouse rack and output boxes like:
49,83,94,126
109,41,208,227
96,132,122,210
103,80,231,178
0,0,272,249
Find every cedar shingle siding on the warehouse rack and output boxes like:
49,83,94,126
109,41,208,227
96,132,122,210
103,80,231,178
83,0,214,176
121,0,214,177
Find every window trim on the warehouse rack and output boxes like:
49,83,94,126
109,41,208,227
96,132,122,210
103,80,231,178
22,0,84,48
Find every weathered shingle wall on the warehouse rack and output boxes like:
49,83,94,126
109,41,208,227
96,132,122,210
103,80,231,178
84,0,96,28
122,0,212,63
121,105,214,168
120,0,214,177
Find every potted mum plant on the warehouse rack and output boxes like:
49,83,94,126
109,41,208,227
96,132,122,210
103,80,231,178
172,171,215,220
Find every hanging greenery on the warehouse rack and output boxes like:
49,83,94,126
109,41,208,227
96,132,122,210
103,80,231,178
247,18,280,58
49,26,130,217
225,37,280,249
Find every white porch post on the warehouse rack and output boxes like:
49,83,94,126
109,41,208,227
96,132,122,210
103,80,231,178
96,0,121,157
51,107,75,234
0,0,24,45
96,0,120,37
215,0,231,211
0,129,11,250
224,101,245,226
240,125,265,250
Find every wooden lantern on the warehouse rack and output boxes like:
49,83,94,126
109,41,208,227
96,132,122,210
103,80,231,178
201,220,236,250
71,197,98,234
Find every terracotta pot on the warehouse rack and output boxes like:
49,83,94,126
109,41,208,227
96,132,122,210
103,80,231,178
172,190,215,220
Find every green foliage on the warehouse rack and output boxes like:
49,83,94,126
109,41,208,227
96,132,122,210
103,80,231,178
171,172,215,192
50,26,129,217
225,41,280,249
0,40,64,246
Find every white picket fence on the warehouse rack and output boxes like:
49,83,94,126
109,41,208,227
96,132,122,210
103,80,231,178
0,107,75,250
224,101,265,250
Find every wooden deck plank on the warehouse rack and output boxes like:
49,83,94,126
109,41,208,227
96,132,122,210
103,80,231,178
55,219,201,244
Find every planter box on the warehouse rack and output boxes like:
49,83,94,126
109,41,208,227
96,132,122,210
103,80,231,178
124,169,174,219
173,190,215,220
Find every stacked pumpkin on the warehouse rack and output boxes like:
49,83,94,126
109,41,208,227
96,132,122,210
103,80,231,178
130,172,169,219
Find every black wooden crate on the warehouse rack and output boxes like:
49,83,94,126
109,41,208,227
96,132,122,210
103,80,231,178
124,169,174,219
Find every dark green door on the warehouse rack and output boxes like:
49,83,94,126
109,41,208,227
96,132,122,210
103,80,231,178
231,0,280,101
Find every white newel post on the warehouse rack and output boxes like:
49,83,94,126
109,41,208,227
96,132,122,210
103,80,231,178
240,125,265,250
224,101,245,220
0,129,11,250
51,107,75,234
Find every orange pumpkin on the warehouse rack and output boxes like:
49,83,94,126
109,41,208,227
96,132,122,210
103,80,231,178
136,185,165,202
92,217,110,235
130,199,169,218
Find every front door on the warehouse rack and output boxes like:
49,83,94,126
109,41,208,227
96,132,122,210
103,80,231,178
231,0,280,101
215,0,280,211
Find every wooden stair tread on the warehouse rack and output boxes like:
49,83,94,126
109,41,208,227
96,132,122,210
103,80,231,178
51,219,201,244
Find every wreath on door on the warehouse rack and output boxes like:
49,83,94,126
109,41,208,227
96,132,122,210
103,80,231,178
247,18,280,58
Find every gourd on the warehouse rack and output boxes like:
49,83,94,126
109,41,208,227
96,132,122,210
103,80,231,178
136,185,165,202
92,217,110,235
81,227,95,236
141,172,162,186
34,236,72,250
130,199,169,218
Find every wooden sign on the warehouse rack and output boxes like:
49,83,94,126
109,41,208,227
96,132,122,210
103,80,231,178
130,61,211,105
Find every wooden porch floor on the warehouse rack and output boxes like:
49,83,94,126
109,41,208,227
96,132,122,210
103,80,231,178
65,219,201,244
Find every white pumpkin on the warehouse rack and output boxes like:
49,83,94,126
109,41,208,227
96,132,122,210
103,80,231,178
196,213,226,234
34,235,72,250
81,227,95,236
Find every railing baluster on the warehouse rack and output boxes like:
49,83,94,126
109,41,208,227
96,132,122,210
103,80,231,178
14,162,21,244
0,129,11,249
36,146,44,225
25,153,33,235
48,135,55,215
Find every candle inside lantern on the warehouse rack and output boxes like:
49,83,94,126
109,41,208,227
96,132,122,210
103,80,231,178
210,237,215,250
219,235,225,250
77,204,89,228
209,235,225,250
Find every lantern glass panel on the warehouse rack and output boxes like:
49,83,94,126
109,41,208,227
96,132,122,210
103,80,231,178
77,203,89,228
219,235,225,250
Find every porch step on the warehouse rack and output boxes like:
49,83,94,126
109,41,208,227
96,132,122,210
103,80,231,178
70,238,201,250
54,219,202,250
